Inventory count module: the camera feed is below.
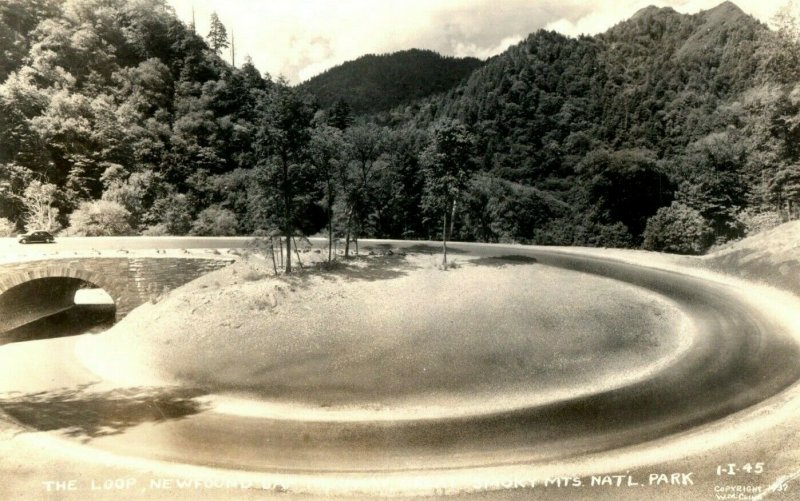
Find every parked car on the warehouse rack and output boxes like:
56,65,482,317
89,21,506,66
18,230,55,244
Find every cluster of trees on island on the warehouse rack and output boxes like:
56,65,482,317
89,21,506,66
2,0,800,256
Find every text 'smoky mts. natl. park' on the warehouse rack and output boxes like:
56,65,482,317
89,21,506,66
2,1,800,500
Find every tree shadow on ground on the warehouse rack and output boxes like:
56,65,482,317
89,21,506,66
467,255,539,268
361,243,395,251
282,254,423,289
402,243,469,255
0,383,209,443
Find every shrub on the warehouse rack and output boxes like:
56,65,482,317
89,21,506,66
0,218,16,236
737,209,784,236
66,200,133,236
141,223,169,236
190,206,238,236
643,202,714,255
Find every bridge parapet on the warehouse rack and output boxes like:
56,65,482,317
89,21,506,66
0,256,235,333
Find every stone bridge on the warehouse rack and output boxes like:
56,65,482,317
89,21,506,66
0,255,234,335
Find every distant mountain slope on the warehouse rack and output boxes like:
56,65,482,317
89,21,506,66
299,49,483,115
378,1,780,248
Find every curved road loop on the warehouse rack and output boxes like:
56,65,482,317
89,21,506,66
1,239,799,487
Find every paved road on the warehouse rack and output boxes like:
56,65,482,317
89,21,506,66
0,236,261,260
1,240,799,494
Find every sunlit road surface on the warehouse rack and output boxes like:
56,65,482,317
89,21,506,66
0,236,259,263
2,239,800,498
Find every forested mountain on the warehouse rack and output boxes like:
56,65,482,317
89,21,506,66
299,49,483,116
1,0,799,256
375,1,797,250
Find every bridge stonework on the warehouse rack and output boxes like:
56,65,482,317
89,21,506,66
0,256,234,332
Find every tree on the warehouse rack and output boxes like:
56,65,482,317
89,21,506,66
420,120,476,268
67,199,133,236
580,148,674,243
339,124,386,257
642,202,714,255
309,124,345,262
674,132,748,242
206,12,229,54
254,80,317,272
0,163,35,224
328,99,353,130
143,192,193,235
102,169,162,232
22,180,60,232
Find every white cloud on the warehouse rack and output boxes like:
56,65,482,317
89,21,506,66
454,35,525,60
166,0,784,83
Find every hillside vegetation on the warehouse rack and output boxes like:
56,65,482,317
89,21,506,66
299,49,483,116
1,0,799,255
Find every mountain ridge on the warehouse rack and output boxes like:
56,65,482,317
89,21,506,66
299,48,483,115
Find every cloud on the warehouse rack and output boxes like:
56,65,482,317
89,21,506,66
166,0,783,84
453,36,525,61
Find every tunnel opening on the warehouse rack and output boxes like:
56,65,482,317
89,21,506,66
0,277,116,345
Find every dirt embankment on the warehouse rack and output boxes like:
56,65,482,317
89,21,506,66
703,221,800,296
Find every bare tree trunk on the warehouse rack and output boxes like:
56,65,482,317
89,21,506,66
355,238,359,256
442,210,448,269
292,237,304,269
285,232,292,272
283,152,292,273
344,208,353,258
327,210,333,263
231,32,235,66
449,199,457,242
278,237,283,268
326,178,334,263
269,239,278,274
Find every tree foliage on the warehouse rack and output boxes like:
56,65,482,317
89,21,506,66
67,199,132,235
22,180,60,232
190,205,237,236
643,202,714,254
1,0,799,256
206,12,229,54
300,49,483,115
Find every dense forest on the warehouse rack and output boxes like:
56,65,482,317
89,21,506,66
1,0,799,256
299,49,483,115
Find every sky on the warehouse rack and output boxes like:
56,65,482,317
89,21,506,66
165,0,786,84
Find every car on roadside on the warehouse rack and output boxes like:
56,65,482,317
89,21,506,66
18,230,55,244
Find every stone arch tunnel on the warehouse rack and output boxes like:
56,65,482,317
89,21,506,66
0,256,234,341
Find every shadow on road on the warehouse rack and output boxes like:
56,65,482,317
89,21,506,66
0,383,209,442
0,305,115,346
467,255,539,268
